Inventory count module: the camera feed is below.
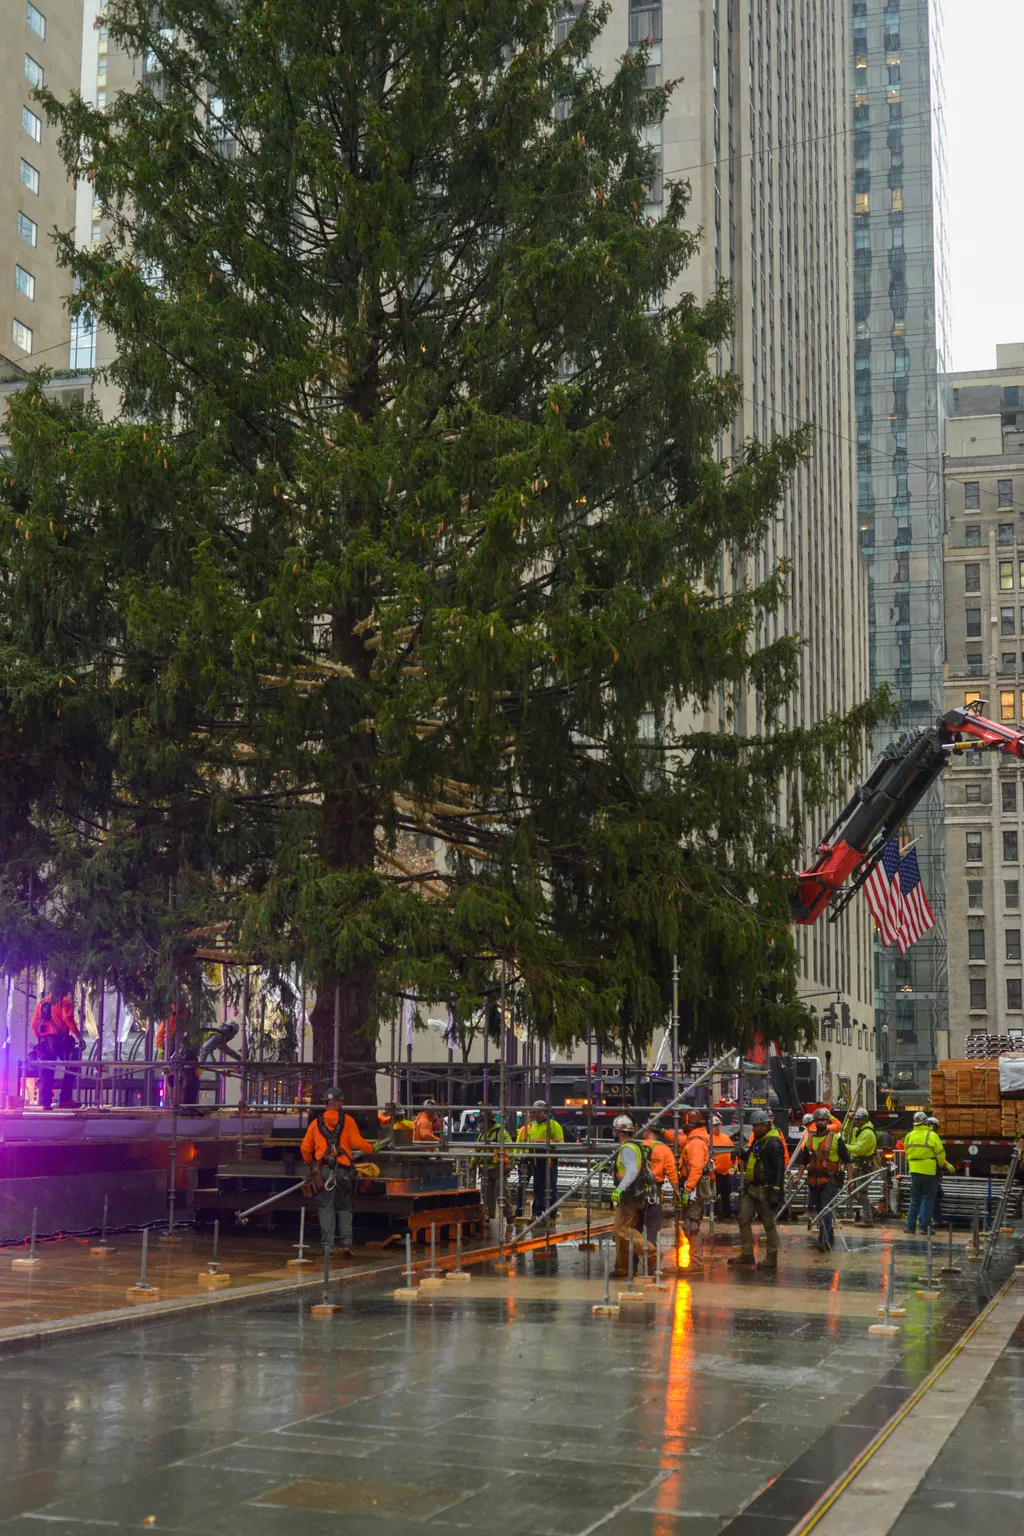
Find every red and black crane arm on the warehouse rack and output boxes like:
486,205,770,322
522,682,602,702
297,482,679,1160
791,705,1024,926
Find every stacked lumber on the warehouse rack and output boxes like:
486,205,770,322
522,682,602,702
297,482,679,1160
930,1058,1005,1139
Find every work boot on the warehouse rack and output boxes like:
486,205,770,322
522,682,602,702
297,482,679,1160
339,1247,357,1260
756,1256,778,1271
728,1253,756,1267
814,1241,832,1254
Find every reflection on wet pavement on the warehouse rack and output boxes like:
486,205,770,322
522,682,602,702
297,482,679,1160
0,1225,1019,1535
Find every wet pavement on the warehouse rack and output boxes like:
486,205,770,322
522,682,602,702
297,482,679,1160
0,1221,1021,1535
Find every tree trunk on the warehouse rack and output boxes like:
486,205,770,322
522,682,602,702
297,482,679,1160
309,969,377,1107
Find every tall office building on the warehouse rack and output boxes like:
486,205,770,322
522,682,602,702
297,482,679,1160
942,345,1024,1059
850,0,949,1088
1,0,82,373
590,0,877,1092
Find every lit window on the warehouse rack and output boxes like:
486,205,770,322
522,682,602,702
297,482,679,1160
1001,691,1016,722
26,2,45,39
17,212,37,247
891,188,903,212
965,691,982,709
24,55,44,88
19,159,39,194
966,482,981,509
1001,561,1015,590
856,192,870,214
14,265,34,300
12,318,33,353
22,106,42,143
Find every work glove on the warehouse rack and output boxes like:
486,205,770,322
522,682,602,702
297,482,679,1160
611,1189,621,1206
768,1189,782,1212
678,1189,690,1208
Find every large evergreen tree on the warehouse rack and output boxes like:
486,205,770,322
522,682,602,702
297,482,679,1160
0,0,886,1087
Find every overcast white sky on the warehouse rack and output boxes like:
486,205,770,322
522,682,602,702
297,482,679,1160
942,1,1024,371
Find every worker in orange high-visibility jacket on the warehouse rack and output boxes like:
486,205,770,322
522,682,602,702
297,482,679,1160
31,989,82,1111
301,1087,376,1258
413,1098,442,1144
641,1126,679,1249
678,1110,712,1238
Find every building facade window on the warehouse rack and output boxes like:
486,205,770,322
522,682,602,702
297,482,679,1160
965,563,981,593
970,978,987,1010
1005,831,1019,862
966,782,983,803
965,523,981,546
968,880,984,909
1008,880,1021,908
1001,561,1015,590
968,929,986,961
1003,782,1018,813
965,482,981,509
14,265,34,300
1002,691,1017,722
966,609,982,638
26,2,46,39
21,106,42,143
19,159,39,194
24,55,43,88
1001,522,1016,544
999,479,1014,508
1007,930,1022,961
1009,979,1023,1011
17,212,37,247
1002,607,1016,636
969,652,984,675
12,319,32,353
967,831,983,862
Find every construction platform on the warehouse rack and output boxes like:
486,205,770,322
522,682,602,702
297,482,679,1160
0,1220,1022,1534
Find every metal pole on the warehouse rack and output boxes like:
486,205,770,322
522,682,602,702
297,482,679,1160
95,985,104,1110
430,1221,437,1278
332,985,341,1087
210,1218,220,1273
405,1231,413,1289
296,1207,307,1263
603,1240,611,1305
498,964,507,1261
100,1193,109,1249
140,1226,149,1288
926,1227,934,1289
390,1005,397,1104
671,957,680,1255
456,1221,463,1274
322,1243,330,1304
29,1206,37,1261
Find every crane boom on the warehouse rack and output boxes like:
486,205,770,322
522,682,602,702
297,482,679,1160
792,706,1024,925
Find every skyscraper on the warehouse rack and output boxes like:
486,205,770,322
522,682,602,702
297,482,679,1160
850,0,950,1089
1,0,82,373
590,0,877,1089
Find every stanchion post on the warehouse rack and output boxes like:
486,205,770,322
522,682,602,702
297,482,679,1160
593,1237,619,1316
917,1226,941,1300
420,1221,445,1289
394,1231,418,1299
199,1217,230,1287
90,1194,114,1258
968,1201,983,1262
12,1206,41,1270
447,1219,471,1282
940,1220,961,1275
311,1240,343,1316
869,1244,900,1335
126,1226,160,1301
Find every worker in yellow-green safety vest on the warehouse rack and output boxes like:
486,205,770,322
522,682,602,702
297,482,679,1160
516,1101,565,1221
471,1108,516,1239
729,1108,786,1271
610,1114,658,1276
903,1111,948,1235
846,1108,878,1228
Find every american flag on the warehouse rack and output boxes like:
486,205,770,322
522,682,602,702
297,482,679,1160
896,846,935,954
864,836,903,945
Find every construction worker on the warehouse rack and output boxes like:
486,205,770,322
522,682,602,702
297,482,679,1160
301,1088,375,1258
472,1108,515,1238
31,986,82,1111
904,1110,948,1234
641,1125,679,1248
795,1106,851,1252
847,1107,878,1226
678,1108,712,1239
413,1098,441,1143
610,1114,656,1276
730,1108,785,1270
516,1100,565,1220
927,1115,945,1223
711,1115,736,1219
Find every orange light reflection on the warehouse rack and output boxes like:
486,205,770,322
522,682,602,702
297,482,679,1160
651,1281,694,1535
677,1234,691,1270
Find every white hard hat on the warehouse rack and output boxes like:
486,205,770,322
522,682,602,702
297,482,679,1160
852,1108,869,1119
711,1114,722,1126
532,1099,548,1110
802,1113,814,1126
913,1110,928,1124
612,1114,634,1134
